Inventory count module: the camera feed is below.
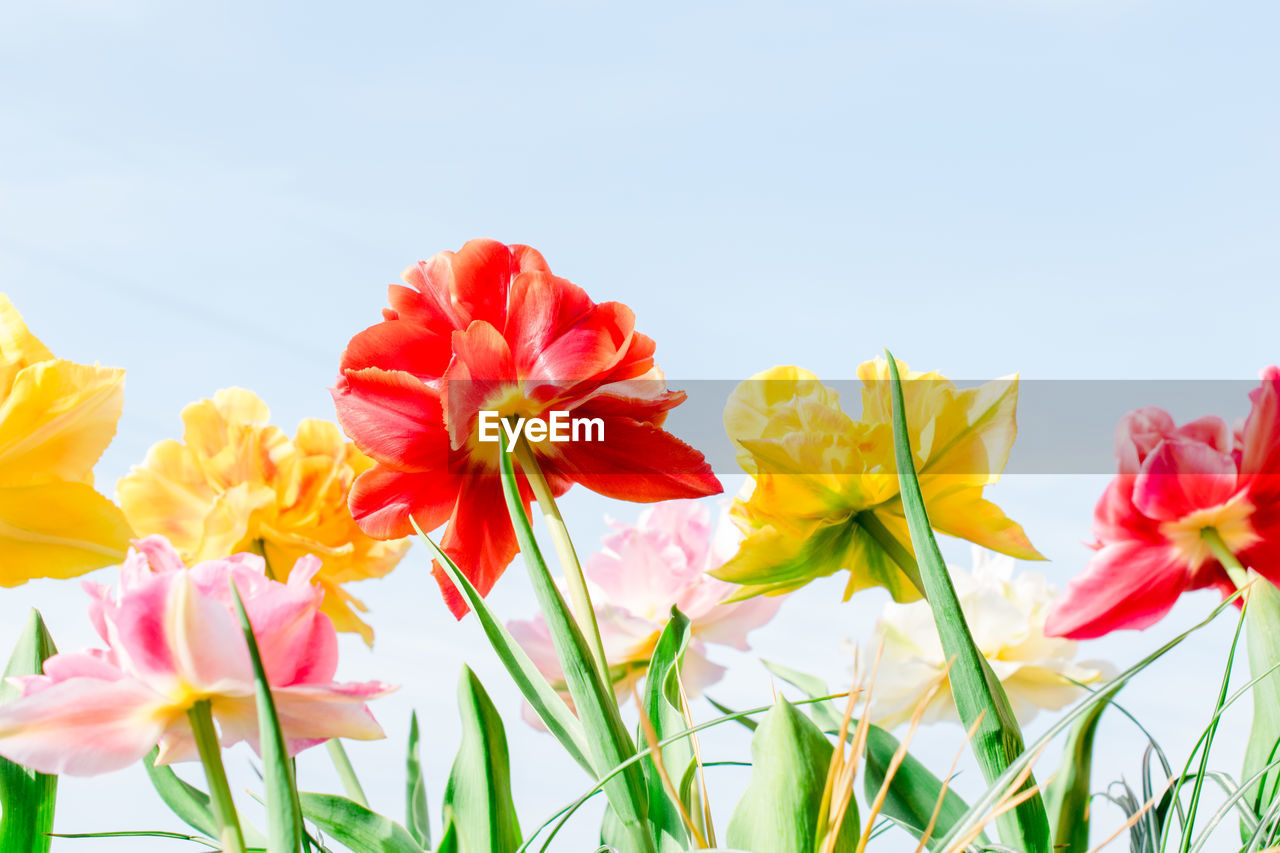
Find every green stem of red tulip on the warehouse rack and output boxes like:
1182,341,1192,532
511,436,610,683
1201,527,1251,592
187,700,247,853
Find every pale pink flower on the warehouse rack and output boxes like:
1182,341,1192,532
508,501,781,723
0,536,392,776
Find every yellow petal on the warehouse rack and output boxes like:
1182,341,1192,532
117,439,216,555
724,366,842,474
0,359,125,487
0,482,132,585
0,295,54,398
922,485,1045,560
198,482,275,557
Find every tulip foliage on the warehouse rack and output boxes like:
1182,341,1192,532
4,255,1280,853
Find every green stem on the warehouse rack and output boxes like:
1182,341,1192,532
325,739,368,807
854,509,925,595
511,436,610,683
187,700,247,853
1203,527,1251,590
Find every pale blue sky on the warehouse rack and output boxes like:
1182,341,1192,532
2,1,1278,850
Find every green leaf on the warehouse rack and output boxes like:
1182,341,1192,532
760,658,976,849
412,522,593,775
864,725,975,850
0,609,58,853
760,660,846,732
299,793,424,853
639,608,698,853
142,749,218,839
440,667,522,853
1043,686,1113,853
405,713,431,850
494,444,655,853
142,752,269,849
230,584,303,853
726,697,859,852
1244,579,1280,822
935,590,1239,851
884,350,1050,853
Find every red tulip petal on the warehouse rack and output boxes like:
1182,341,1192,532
433,476,522,618
332,368,449,471
1044,539,1189,639
505,271,595,375
348,465,458,540
1242,367,1280,505
1132,439,1240,522
441,321,517,450
339,320,453,379
550,418,722,502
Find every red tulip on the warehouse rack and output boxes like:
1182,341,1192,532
333,239,721,617
1047,368,1280,638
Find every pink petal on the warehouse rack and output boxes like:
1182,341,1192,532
1044,539,1190,639
1132,439,1241,522
0,677,168,776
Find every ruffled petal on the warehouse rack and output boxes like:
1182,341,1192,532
333,368,449,472
0,359,124,487
1132,439,1241,522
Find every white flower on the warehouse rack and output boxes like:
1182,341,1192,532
866,547,1110,729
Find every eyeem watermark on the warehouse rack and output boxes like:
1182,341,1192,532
477,411,605,452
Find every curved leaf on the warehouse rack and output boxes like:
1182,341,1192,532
299,793,423,853
0,610,57,853
441,667,521,853
885,351,1049,853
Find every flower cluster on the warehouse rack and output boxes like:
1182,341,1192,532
117,388,410,643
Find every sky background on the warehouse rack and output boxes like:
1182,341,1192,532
2,0,1278,850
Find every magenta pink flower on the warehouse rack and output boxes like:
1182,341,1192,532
509,501,781,722
0,536,392,776
1046,368,1280,639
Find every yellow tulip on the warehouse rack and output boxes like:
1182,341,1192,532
117,388,410,644
0,295,132,585
716,358,1042,602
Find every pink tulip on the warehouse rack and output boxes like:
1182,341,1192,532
0,536,391,776
1047,368,1280,638
509,501,781,722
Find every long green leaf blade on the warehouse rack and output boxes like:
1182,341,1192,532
299,793,424,853
230,584,303,853
495,445,654,853
411,521,593,775
0,609,58,853
440,667,522,853
1043,687,1114,852
935,590,1240,850
405,713,431,850
885,350,1049,852
639,608,696,853
1244,579,1280,825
